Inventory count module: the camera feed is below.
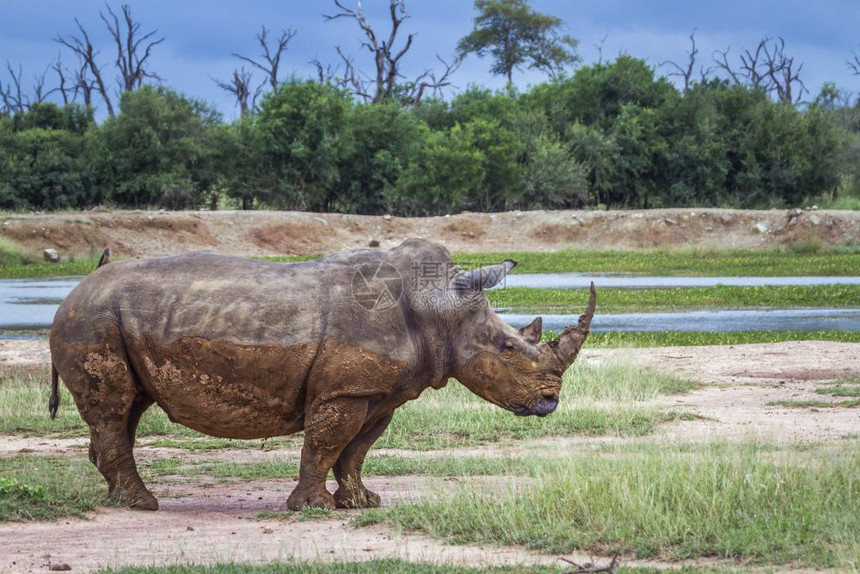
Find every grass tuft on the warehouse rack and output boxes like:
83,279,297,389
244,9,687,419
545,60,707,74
377,362,694,449
769,399,860,409
0,455,105,521
374,443,860,567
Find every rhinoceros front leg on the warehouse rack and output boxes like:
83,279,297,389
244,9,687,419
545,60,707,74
333,413,393,509
286,397,369,511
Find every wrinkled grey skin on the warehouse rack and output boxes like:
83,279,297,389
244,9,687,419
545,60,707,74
49,238,595,511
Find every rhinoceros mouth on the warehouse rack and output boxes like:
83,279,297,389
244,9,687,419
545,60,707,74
510,395,559,417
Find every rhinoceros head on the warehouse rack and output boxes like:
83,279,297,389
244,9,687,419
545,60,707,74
444,262,596,417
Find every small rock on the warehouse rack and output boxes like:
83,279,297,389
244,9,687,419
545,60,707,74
382,214,392,221
809,214,821,226
262,527,273,534
50,565,72,572
43,248,60,263
368,239,380,248
663,218,677,226
754,222,769,234
186,526,194,531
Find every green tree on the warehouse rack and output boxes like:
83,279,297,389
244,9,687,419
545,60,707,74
391,123,484,215
335,102,427,214
92,86,222,209
0,103,96,210
255,80,353,211
457,0,579,85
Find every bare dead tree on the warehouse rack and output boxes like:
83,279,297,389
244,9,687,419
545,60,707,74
311,58,341,85
324,0,458,105
849,50,860,75
213,67,261,116
71,57,97,109
594,33,609,66
31,63,58,104
660,29,699,92
760,37,806,105
232,26,296,92
56,18,116,117
51,55,72,105
0,62,27,113
101,3,164,93
712,37,806,106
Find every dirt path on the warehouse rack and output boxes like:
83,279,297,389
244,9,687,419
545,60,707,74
3,207,859,258
1,340,859,572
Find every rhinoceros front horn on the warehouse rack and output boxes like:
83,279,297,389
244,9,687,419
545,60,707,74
553,282,596,367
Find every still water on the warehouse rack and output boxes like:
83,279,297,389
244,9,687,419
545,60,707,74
1,277,859,337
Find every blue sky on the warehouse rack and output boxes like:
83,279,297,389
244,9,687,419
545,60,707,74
1,0,858,120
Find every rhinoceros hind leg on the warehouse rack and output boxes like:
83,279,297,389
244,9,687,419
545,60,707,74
70,347,158,511
86,407,159,511
332,413,393,509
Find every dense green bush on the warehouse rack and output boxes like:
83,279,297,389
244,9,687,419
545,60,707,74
0,57,854,214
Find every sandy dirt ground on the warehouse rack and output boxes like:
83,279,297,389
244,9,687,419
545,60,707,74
2,208,859,572
1,339,858,573
3,207,860,258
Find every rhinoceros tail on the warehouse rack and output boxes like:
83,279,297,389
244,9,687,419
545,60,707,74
49,363,60,419
97,247,111,268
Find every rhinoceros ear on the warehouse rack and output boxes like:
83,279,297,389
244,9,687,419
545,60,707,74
519,316,542,344
452,260,517,292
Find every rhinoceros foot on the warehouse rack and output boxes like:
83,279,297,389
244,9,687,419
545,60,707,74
334,484,381,509
286,487,336,511
110,486,159,511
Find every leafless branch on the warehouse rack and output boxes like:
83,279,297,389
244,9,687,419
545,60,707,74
101,3,165,93
849,50,860,75
55,17,115,116
311,58,341,85
51,55,72,105
408,54,460,104
1,62,27,113
712,37,806,105
594,33,609,66
711,46,743,86
213,67,261,116
232,26,296,92
324,0,456,105
560,554,619,574
660,29,698,92
31,62,61,104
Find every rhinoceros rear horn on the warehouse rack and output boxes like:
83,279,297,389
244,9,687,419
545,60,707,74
452,259,517,292
556,282,596,366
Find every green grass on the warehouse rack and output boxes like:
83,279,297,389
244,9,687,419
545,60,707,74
98,560,583,574
582,330,860,347
452,246,860,276
815,380,860,398
0,236,38,266
490,284,860,313
371,443,860,567
1,362,693,445
0,244,104,278
0,454,105,521
4,245,860,279
97,561,741,574
769,399,860,408
376,362,694,449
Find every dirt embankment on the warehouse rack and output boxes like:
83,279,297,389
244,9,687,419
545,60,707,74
2,207,858,259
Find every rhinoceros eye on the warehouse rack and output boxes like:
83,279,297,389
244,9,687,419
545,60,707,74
503,339,515,352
